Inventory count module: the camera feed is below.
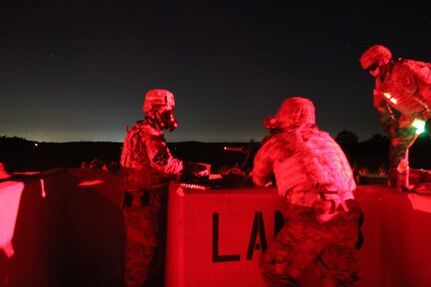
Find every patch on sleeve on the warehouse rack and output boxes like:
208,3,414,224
153,150,169,166
396,62,417,93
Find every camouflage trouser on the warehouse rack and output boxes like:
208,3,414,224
122,186,167,287
260,201,361,287
387,128,418,186
389,127,417,169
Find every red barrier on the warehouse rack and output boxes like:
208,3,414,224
0,168,124,287
166,183,285,287
1,169,431,286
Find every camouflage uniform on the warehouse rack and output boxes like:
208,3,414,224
121,120,183,287
360,45,431,184
373,59,431,169
252,97,361,287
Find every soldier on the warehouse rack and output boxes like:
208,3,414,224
121,89,203,287
252,97,362,286
359,45,431,188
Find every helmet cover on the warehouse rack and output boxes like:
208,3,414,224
359,45,392,70
143,89,175,112
270,97,316,129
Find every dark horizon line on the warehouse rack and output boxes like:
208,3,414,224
1,132,390,145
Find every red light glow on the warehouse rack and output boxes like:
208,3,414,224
78,179,105,187
0,181,24,258
383,92,398,104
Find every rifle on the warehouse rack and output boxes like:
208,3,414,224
223,142,260,174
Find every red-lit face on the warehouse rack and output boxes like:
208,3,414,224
366,63,380,77
369,66,380,77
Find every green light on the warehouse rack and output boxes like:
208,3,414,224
412,118,426,134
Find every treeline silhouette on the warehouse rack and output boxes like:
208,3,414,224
0,131,430,173
0,136,122,172
335,130,431,172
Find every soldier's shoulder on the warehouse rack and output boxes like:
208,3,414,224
396,58,431,74
394,58,431,91
128,121,157,135
262,132,284,145
316,129,333,138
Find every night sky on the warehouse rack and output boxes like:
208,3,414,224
1,1,430,143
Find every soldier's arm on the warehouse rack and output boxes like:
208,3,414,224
396,61,418,94
374,89,396,133
251,145,273,187
146,140,183,176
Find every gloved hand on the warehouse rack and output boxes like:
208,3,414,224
180,162,209,182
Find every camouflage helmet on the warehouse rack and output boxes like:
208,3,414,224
143,89,175,112
359,45,392,70
266,97,315,130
